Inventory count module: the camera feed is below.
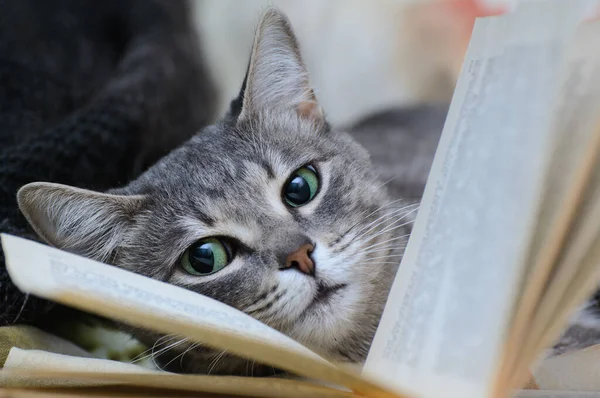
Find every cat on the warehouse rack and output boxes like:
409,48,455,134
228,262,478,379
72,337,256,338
16,8,417,375
14,5,600,375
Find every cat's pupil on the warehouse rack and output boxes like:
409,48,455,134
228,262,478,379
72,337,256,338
286,176,311,204
283,165,319,207
181,238,231,276
190,243,216,274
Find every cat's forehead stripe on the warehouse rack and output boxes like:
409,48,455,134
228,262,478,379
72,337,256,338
259,159,275,179
216,220,260,244
174,216,212,241
189,207,216,227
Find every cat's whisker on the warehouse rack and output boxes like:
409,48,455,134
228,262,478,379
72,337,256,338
353,206,414,238
12,294,29,323
207,350,228,376
352,242,405,259
360,242,408,257
378,175,401,189
365,254,403,262
361,233,411,249
361,241,408,252
130,342,171,365
337,207,410,251
161,341,199,370
335,207,402,245
129,334,178,364
361,245,408,256
352,206,418,243
364,219,415,243
150,338,189,370
359,234,411,252
363,204,418,234
357,201,418,231
132,337,187,367
180,343,200,370
343,199,418,237
357,215,415,245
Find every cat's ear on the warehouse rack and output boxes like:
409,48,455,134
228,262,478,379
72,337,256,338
232,8,323,122
17,182,146,262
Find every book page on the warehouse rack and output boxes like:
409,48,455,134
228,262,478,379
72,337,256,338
502,21,600,390
1,348,156,387
363,2,592,398
0,387,248,398
0,348,355,398
0,234,400,398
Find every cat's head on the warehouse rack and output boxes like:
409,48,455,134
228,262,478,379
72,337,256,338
17,9,413,373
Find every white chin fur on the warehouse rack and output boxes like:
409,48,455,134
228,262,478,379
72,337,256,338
277,242,376,359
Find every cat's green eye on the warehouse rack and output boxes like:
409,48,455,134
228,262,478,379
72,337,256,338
283,165,319,208
181,238,232,276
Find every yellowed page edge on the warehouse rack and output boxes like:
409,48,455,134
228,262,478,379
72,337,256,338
493,10,600,394
0,369,356,398
512,142,600,388
511,234,600,389
0,386,246,398
500,21,600,392
1,347,157,387
2,348,357,397
503,119,600,391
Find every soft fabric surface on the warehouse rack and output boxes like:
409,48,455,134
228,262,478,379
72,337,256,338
0,0,216,326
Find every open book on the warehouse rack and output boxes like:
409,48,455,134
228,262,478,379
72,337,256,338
4,1,600,397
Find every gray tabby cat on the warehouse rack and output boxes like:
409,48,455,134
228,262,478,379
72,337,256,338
16,9,419,375
16,6,597,376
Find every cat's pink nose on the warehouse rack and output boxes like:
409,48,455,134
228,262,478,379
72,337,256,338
284,243,315,275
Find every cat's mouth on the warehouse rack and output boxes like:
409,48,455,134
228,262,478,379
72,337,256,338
307,283,347,310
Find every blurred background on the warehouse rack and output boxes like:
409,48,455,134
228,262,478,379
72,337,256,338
192,0,516,126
